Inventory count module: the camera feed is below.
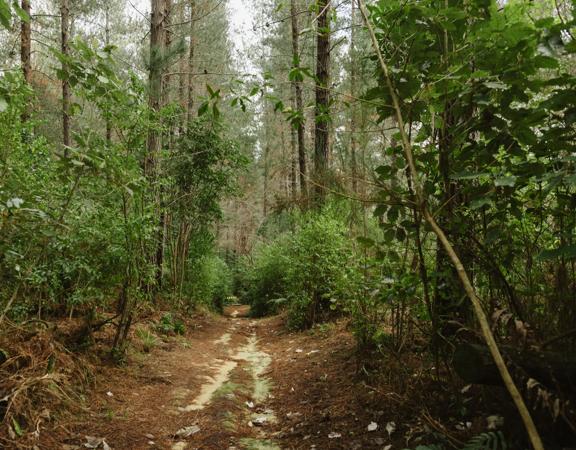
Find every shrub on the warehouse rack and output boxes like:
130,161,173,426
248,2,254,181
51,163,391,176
244,237,290,317
187,254,232,312
284,213,359,329
135,327,158,352
157,312,185,335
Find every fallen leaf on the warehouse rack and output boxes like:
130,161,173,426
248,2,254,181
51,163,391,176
252,417,267,426
175,425,200,437
84,436,103,448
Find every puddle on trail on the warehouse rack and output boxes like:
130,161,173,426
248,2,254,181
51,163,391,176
178,360,238,412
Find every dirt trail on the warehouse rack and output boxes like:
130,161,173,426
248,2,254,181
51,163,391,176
48,307,399,450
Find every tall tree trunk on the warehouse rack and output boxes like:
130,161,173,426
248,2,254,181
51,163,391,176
349,0,358,195
154,0,172,290
290,90,298,201
146,0,165,178
104,3,112,143
186,0,196,123
313,0,331,204
20,0,31,122
60,0,70,152
263,141,269,217
290,0,307,200
146,0,167,295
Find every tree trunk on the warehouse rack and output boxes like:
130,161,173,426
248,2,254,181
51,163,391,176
290,0,307,200
290,90,298,201
60,0,71,151
20,0,31,122
186,0,196,123
313,0,331,204
105,3,112,143
349,0,358,195
146,0,165,178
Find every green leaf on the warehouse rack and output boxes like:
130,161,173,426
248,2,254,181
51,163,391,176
451,171,489,180
0,0,11,29
12,418,23,437
198,101,209,116
484,81,508,90
494,176,517,187
538,245,576,261
11,1,29,22
469,197,493,210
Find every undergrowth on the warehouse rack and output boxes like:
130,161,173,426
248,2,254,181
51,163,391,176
0,321,92,446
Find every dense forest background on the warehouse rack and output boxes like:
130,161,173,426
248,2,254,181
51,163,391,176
0,0,576,448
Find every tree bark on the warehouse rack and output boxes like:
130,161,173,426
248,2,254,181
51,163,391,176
290,89,298,201
105,3,112,143
60,0,70,151
349,0,358,195
290,0,307,199
20,0,31,122
186,0,196,123
313,0,331,204
146,0,165,178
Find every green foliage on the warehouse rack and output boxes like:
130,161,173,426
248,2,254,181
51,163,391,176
242,208,360,329
244,237,291,318
136,327,158,353
404,431,507,450
186,254,233,312
170,118,248,224
157,312,185,335
284,212,358,329
366,0,576,336
463,432,507,450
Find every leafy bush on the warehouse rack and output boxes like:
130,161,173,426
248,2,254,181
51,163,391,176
284,213,359,329
135,327,158,353
243,209,360,328
157,312,185,335
186,254,232,312
244,237,291,317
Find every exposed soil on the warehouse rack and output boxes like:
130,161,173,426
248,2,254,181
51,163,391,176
6,307,528,449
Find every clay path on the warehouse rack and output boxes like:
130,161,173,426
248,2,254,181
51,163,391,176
52,306,396,450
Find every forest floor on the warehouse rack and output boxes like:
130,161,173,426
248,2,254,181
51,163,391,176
21,306,519,450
